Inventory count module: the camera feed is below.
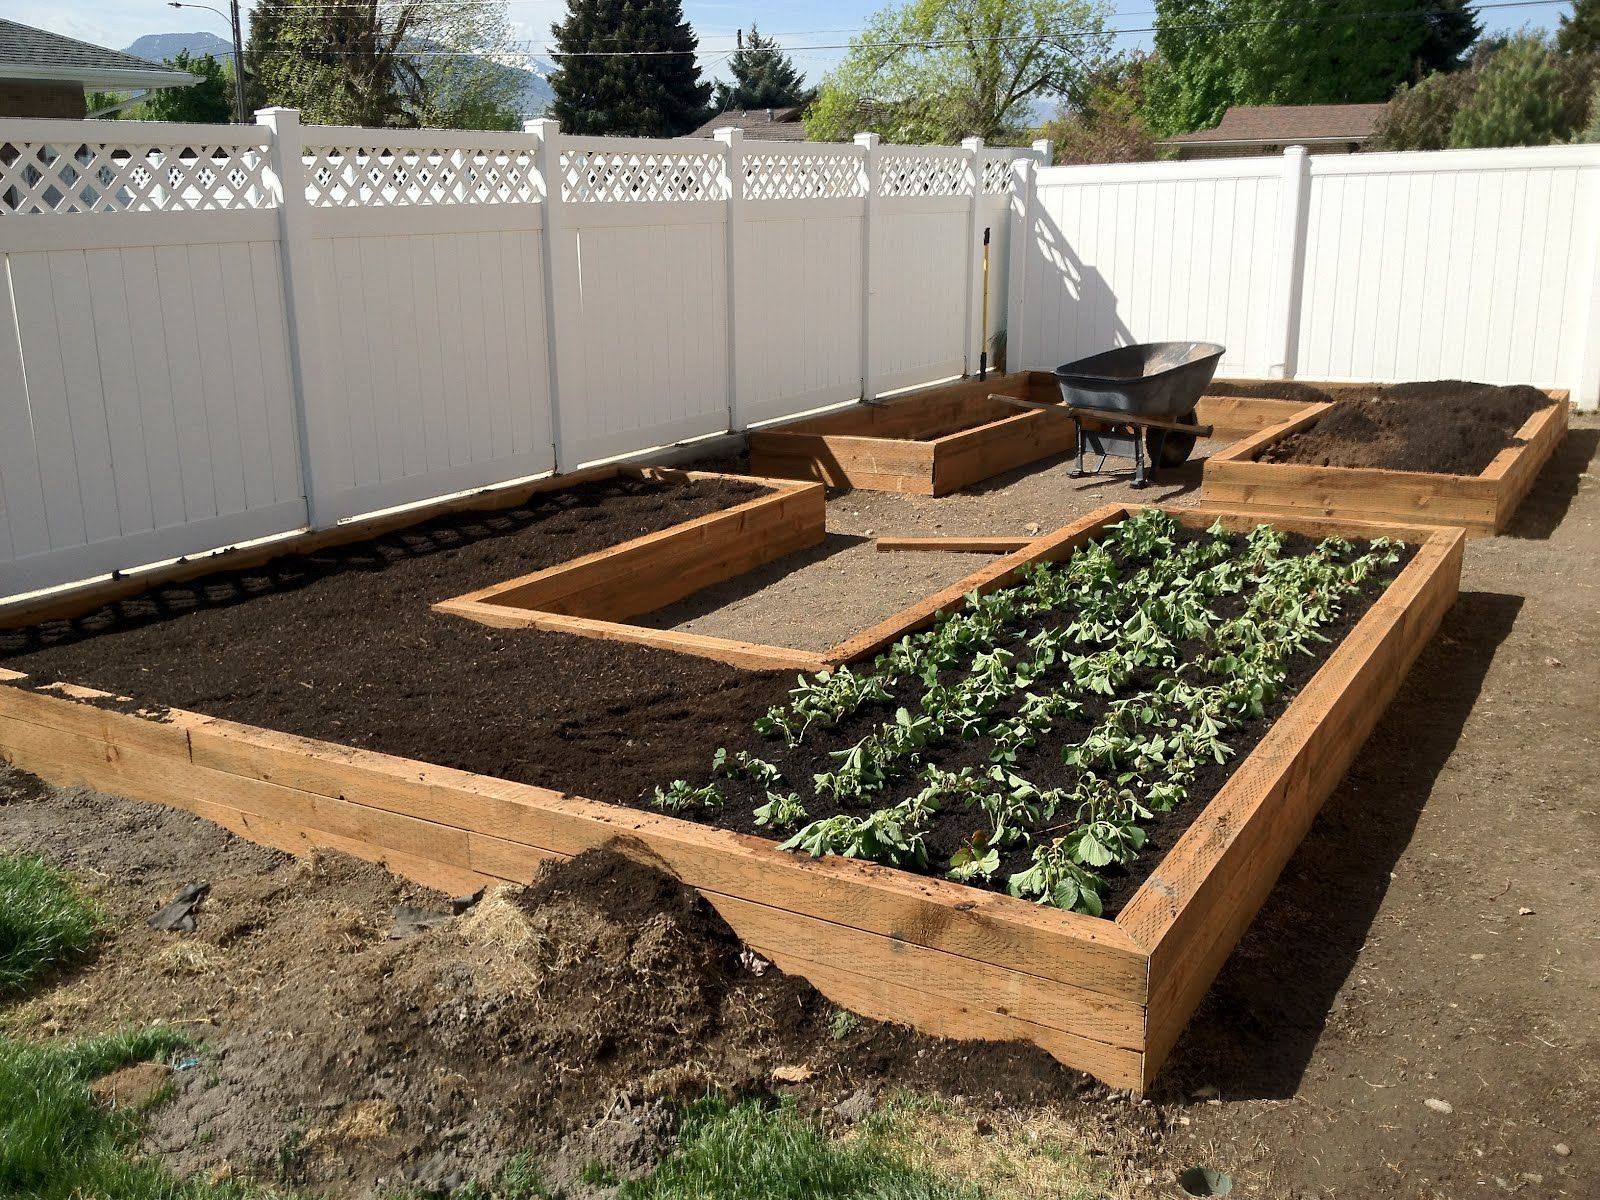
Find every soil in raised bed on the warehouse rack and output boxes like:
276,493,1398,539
1256,381,1555,475
0,474,795,806
625,525,1416,917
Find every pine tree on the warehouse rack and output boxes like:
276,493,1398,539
1414,0,1482,76
712,25,806,112
1448,37,1575,147
1557,0,1600,56
549,0,712,136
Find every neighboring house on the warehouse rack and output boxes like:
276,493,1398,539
1159,103,1386,159
691,106,809,141
0,18,196,119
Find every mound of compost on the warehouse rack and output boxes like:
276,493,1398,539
0,474,793,805
1259,381,1553,475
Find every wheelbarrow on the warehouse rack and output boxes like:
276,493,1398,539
989,341,1225,487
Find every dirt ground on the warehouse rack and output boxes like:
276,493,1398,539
3,417,1598,1198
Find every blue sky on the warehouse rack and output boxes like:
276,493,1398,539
15,0,1575,87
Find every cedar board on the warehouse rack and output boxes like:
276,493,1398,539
747,372,1315,496
0,505,1462,1092
1200,386,1570,537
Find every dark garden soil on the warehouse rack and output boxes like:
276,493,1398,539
1205,379,1336,404
1255,381,1555,476
0,475,794,808
651,527,1415,917
0,774,1096,1197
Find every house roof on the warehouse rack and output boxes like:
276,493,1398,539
0,18,198,90
691,106,809,141
1159,103,1386,147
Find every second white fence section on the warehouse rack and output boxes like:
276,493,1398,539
0,113,1034,598
1008,144,1600,406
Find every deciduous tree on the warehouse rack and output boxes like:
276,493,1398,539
1142,0,1429,136
805,0,1110,145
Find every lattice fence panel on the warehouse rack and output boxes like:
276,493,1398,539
981,157,1015,196
878,153,973,198
743,151,864,200
302,145,539,206
0,139,271,213
560,148,723,202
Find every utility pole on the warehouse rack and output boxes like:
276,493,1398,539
168,0,249,122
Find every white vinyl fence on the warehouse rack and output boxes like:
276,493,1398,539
1007,144,1600,408
0,111,1031,598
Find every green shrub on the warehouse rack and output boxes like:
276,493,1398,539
0,852,102,993
1449,37,1584,147
619,1098,986,1200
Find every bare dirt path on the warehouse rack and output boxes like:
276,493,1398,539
2,421,1596,1199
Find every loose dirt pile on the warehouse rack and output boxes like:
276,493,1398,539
1258,381,1553,475
2,773,1090,1198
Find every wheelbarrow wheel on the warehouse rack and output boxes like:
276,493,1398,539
1148,411,1199,468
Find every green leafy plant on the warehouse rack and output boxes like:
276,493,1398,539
651,780,723,813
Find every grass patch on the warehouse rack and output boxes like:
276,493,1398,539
857,1091,1107,1200
0,1027,263,1200
618,1098,987,1200
0,851,103,994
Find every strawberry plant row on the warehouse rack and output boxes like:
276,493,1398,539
650,509,1415,918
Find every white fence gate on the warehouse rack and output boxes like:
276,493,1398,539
0,112,1032,599
1007,144,1600,407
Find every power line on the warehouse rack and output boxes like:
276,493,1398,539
235,0,1571,60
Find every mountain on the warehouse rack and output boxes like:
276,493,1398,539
122,31,555,118
125,32,236,65
502,55,556,117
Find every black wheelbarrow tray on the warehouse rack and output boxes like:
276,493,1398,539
988,341,1225,487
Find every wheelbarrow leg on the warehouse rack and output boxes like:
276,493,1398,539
1130,427,1150,489
1068,420,1086,478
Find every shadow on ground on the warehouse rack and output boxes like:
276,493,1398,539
1505,427,1598,540
1155,591,1523,1102
959,447,1210,502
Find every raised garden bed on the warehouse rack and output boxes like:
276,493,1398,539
433,477,831,671
748,371,1315,495
1201,380,1569,536
0,503,1463,1093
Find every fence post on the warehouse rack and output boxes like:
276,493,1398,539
854,132,881,403
961,136,984,375
1574,160,1600,410
1005,153,1040,374
714,127,744,430
528,118,575,470
1268,144,1312,380
256,107,334,529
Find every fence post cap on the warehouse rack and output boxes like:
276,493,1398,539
1030,137,1053,164
254,106,299,125
1283,143,1308,158
712,127,744,144
960,136,984,151
525,118,560,137
853,132,881,148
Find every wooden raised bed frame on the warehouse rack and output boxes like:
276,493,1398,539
1202,384,1570,537
747,371,1316,496
0,504,1463,1092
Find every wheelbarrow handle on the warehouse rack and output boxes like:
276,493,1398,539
985,394,1213,439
